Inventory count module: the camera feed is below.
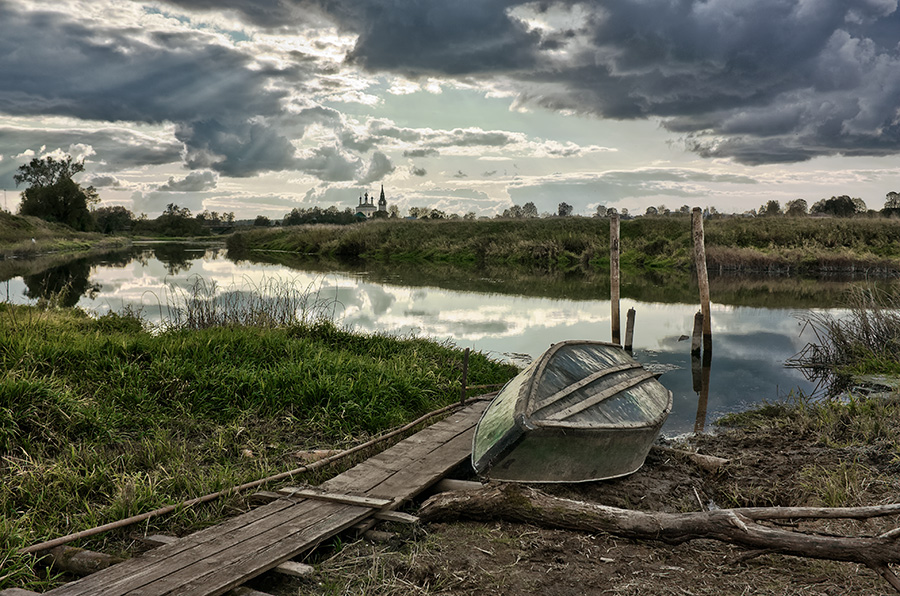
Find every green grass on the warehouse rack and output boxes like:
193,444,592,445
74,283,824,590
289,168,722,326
717,392,900,449
0,210,128,259
0,303,517,591
229,216,900,276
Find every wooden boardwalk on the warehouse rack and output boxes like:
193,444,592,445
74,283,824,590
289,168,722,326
37,399,490,596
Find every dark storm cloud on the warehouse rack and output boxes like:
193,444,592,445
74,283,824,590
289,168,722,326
176,119,301,177
358,151,395,184
0,127,183,169
310,0,900,164
0,2,306,177
142,0,305,29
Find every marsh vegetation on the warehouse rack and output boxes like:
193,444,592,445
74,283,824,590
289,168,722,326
229,216,900,276
0,295,516,591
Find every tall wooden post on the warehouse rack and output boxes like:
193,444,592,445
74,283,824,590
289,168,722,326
624,308,636,352
690,311,703,356
691,208,712,352
610,213,621,345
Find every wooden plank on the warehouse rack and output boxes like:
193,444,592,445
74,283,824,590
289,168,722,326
45,499,328,596
324,404,485,496
140,534,316,580
125,501,341,596
273,561,314,577
363,430,476,502
141,534,178,547
154,505,372,596
276,488,392,509
0,589,41,596
372,510,419,524
115,502,349,596
41,401,486,596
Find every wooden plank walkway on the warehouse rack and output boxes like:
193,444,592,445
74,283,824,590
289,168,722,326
39,399,490,596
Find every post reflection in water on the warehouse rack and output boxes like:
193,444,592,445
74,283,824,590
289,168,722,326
2,244,828,435
691,350,713,433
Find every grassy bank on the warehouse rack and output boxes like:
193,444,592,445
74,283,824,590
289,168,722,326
228,217,900,275
0,211,128,259
0,304,517,591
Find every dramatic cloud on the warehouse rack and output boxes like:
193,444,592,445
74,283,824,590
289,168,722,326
313,0,900,164
2,0,898,218
357,151,395,184
294,145,361,181
158,170,218,192
344,119,610,158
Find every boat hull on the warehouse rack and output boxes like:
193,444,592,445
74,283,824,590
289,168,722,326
471,340,672,483
478,420,667,483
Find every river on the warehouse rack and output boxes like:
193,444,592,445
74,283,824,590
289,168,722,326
3,241,867,435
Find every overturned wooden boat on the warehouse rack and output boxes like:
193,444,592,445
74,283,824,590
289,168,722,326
472,340,672,483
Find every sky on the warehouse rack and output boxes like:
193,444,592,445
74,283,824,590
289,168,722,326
1,0,899,219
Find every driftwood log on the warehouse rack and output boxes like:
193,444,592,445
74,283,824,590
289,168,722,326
419,483,900,592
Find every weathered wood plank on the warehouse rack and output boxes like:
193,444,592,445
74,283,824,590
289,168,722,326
272,561,314,578
324,404,486,497
37,401,487,596
276,488,392,509
372,510,419,524
156,505,371,596
364,431,477,502
44,499,325,596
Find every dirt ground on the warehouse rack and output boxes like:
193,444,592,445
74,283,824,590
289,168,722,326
242,422,900,596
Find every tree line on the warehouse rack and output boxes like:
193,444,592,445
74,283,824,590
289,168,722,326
11,155,900,235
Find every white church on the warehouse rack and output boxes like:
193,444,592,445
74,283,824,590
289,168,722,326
355,185,387,218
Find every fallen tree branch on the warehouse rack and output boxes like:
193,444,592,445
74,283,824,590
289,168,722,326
419,483,900,593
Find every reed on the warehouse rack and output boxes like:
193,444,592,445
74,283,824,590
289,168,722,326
788,285,900,390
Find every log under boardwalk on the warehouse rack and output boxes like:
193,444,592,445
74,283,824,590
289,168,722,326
35,400,489,596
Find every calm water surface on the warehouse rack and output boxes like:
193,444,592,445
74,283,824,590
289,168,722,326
3,243,835,435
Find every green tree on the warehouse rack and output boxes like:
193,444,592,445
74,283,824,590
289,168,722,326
253,215,271,227
523,202,538,218
759,200,782,216
15,155,98,231
881,191,900,217
93,205,135,233
557,202,573,217
811,195,857,217
785,199,808,216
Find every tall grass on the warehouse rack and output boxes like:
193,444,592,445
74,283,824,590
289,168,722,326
788,286,900,390
158,275,341,331
0,295,517,591
230,216,900,275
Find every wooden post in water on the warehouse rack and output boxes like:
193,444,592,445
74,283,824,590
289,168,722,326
460,348,470,405
610,213,621,345
624,308,636,352
691,311,703,356
691,208,712,352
